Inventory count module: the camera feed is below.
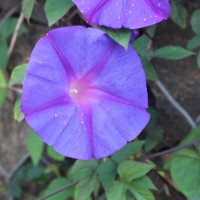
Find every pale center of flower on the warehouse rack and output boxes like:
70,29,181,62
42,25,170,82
69,82,89,103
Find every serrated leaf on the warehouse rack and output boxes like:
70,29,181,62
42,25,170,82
9,64,28,86
14,97,24,122
150,46,194,60
171,149,200,198
22,0,35,22
197,51,200,69
104,28,131,49
39,178,74,200
47,146,64,161
141,58,157,81
97,159,117,189
118,161,155,183
171,0,187,29
112,140,145,163
191,9,200,34
187,34,200,50
106,181,127,200
27,131,44,165
45,0,74,26
0,38,8,70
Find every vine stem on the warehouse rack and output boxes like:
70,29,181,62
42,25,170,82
156,80,196,129
37,180,79,200
140,137,200,161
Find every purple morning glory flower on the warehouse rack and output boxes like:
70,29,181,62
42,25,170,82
72,0,171,29
21,26,150,160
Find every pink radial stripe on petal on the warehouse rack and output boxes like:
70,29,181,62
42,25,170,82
22,26,150,160
72,0,171,29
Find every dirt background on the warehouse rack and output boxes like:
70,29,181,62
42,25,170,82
0,0,200,199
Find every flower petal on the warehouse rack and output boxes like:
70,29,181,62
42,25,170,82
72,0,171,29
47,27,115,79
91,99,150,159
88,44,148,108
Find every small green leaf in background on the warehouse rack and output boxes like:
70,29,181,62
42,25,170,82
187,34,200,50
197,51,200,69
22,0,35,22
27,131,44,165
171,149,200,198
0,38,8,70
39,178,74,200
103,28,131,49
111,140,145,164
47,146,65,161
118,161,155,183
9,64,28,86
0,69,6,87
14,97,24,122
106,181,126,200
97,159,117,189
191,9,200,34
170,0,187,29
133,176,157,190
0,18,27,39
150,46,194,60
132,34,150,57
141,58,157,81
45,0,74,26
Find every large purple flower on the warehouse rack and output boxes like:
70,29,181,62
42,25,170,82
72,0,171,29
21,26,150,160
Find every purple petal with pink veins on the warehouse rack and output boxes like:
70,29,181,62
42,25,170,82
72,0,171,29
21,26,150,160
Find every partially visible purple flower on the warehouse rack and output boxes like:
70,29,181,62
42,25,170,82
21,26,150,160
73,0,171,29
130,29,140,42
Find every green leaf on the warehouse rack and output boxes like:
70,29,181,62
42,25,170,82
40,178,74,200
129,186,155,200
104,28,131,49
45,0,74,26
191,9,200,34
0,69,6,87
97,159,117,189
22,0,35,22
0,18,27,39
187,34,200,50
150,46,194,60
0,88,6,108
141,58,157,81
26,165,44,180
197,51,200,69
9,64,28,86
132,34,150,57
47,146,65,161
133,176,157,190
14,97,24,122
75,175,98,200
171,149,200,198
112,140,145,164
170,0,187,29
0,38,8,70
106,181,127,200
144,108,164,152
70,160,98,180
27,131,44,165
118,161,155,183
